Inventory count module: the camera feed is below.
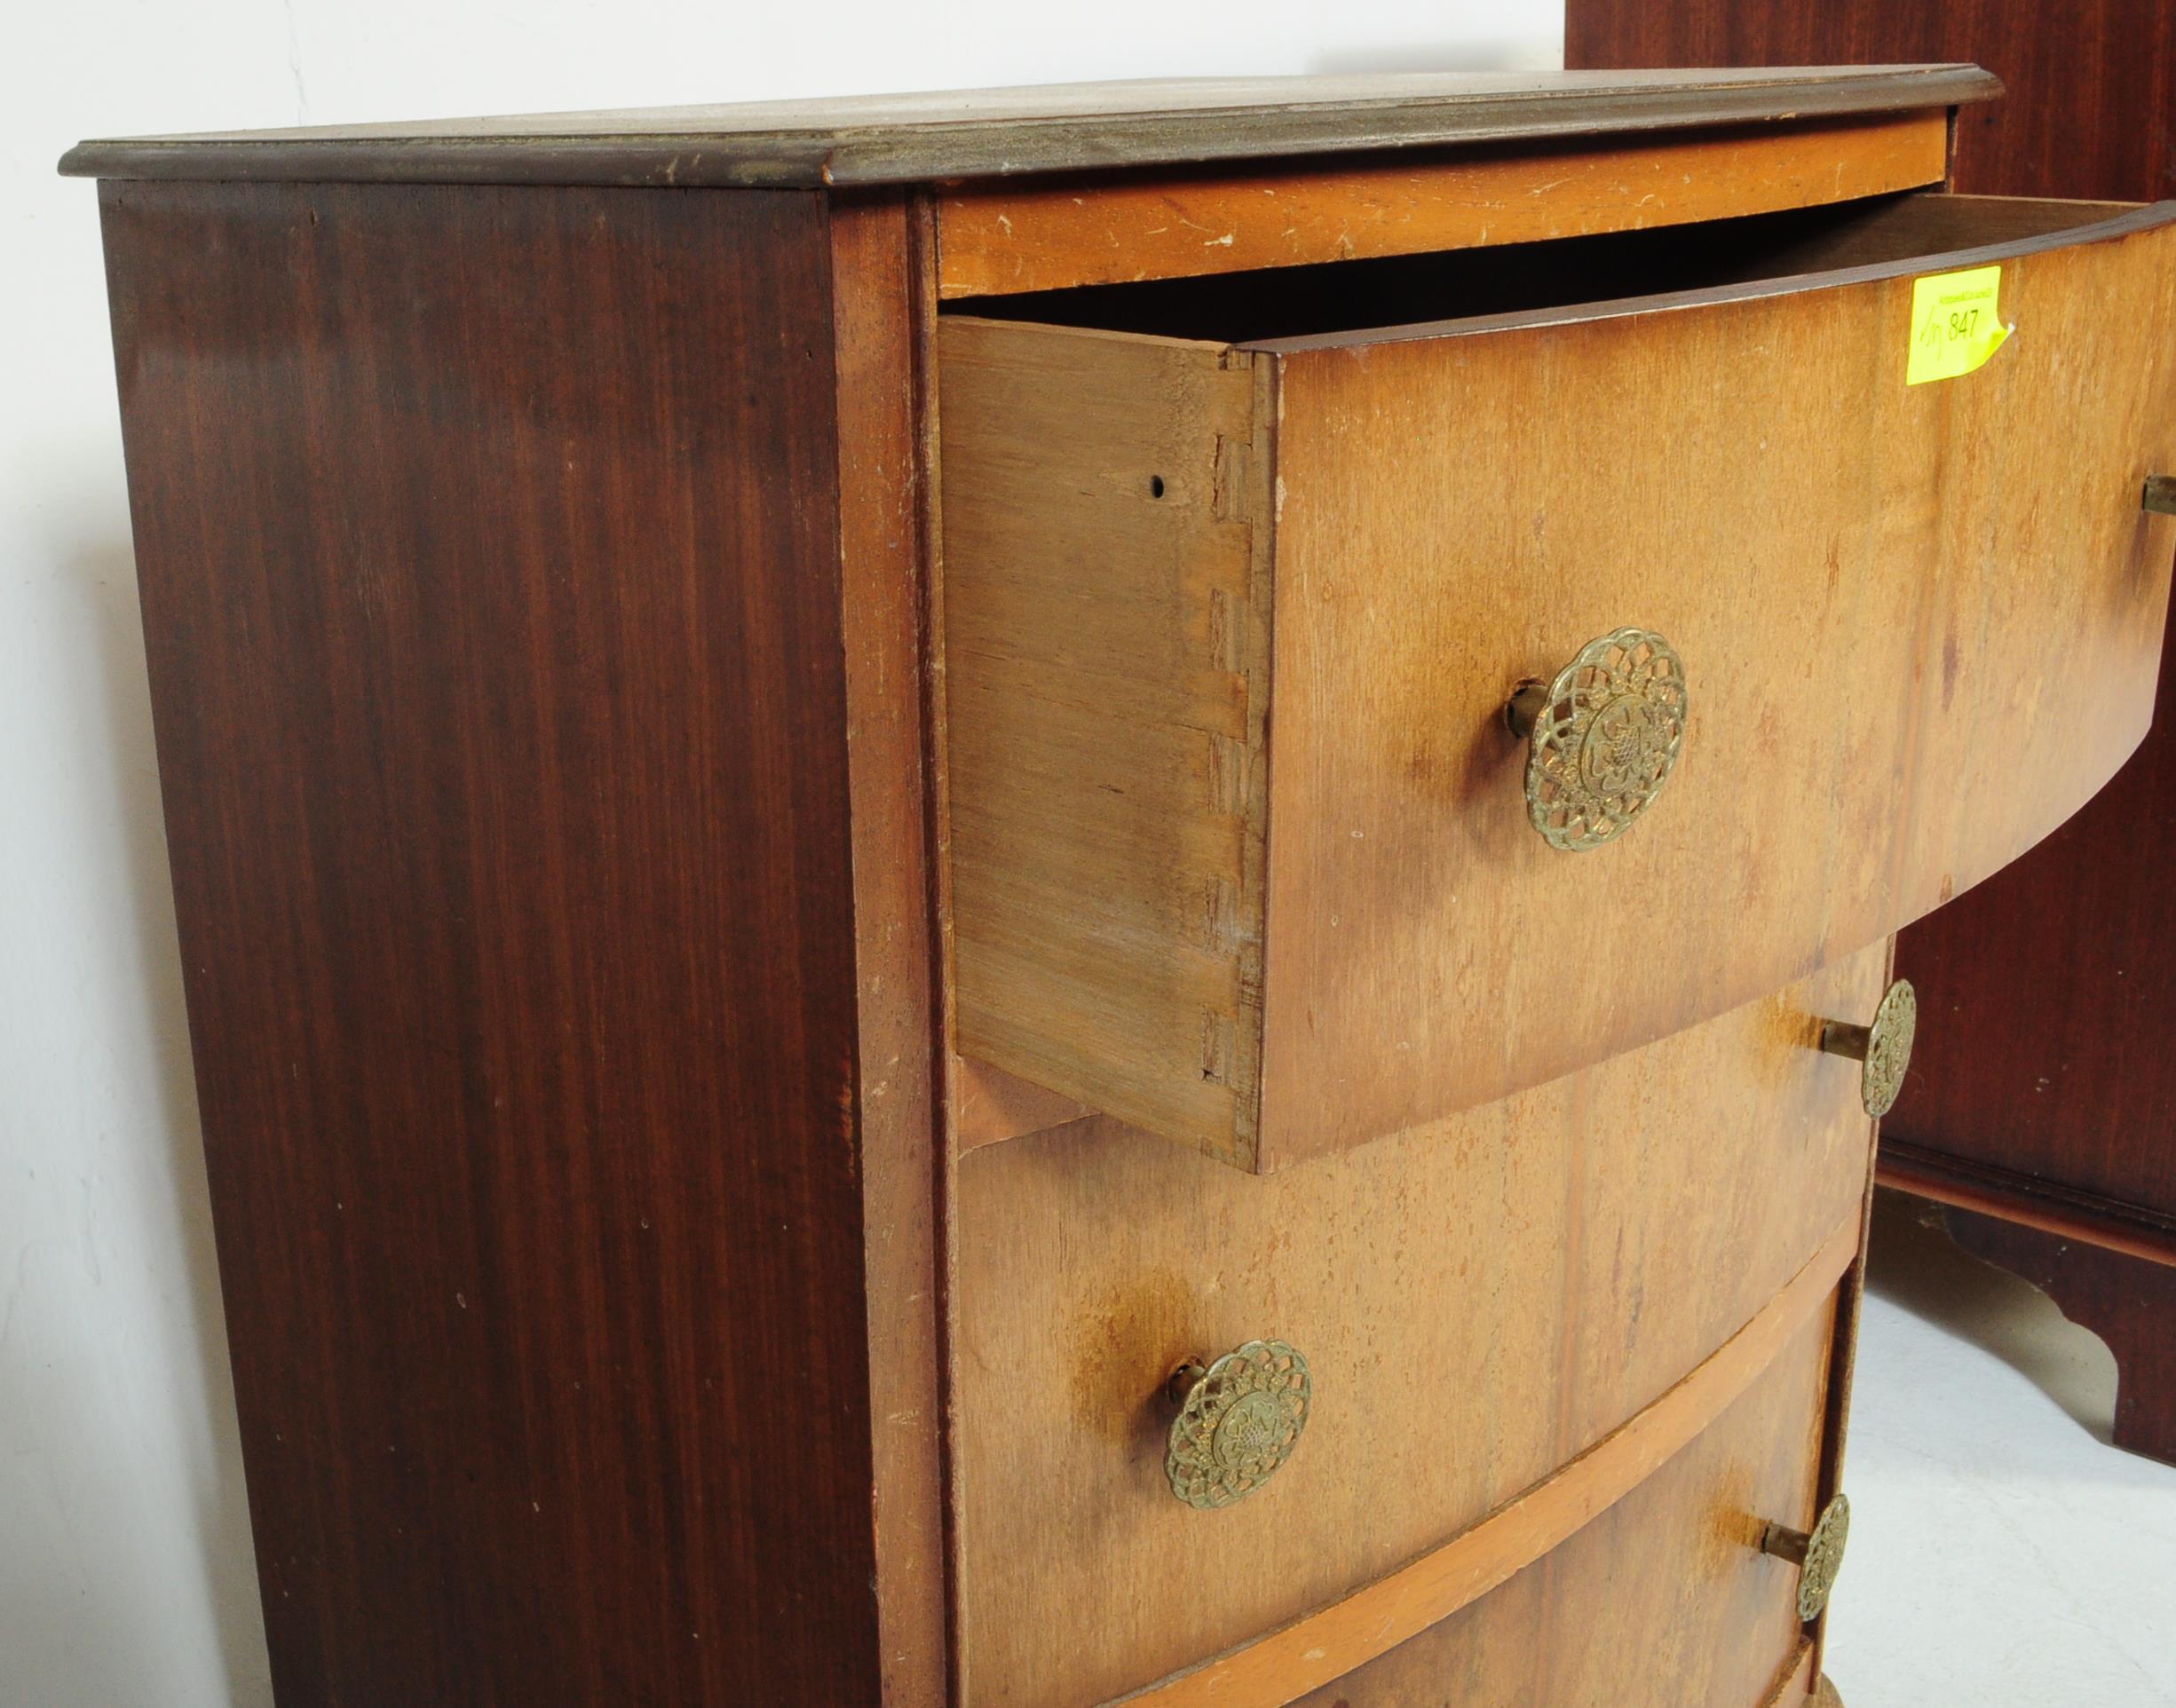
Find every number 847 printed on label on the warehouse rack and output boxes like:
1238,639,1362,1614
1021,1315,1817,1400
1907,264,2014,385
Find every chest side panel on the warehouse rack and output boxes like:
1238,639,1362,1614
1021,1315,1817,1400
101,179,883,1706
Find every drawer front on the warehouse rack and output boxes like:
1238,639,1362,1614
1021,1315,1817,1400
1282,1294,1836,1708
953,942,1884,1706
942,197,2176,1169
1255,204,2176,1166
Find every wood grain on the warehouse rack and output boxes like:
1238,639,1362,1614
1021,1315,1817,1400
954,1054,1094,1151
59,65,2002,190
830,188,951,1708
1889,763,2176,1218
1255,203,2176,1166
1564,0,2176,1477
937,113,1949,297
953,946,1885,1705
1565,2,2173,205
1251,1288,1840,1708
1765,1645,1819,1708
1879,1140,2176,1268
101,180,882,1705
944,194,2166,352
905,184,973,1701
940,317,1275,1164
1882,527,2176,1220
1804,937,1892,1687
944,200,2176,1169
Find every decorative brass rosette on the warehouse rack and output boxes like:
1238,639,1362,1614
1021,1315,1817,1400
1859,981,1917,1119
1165,1339,1311,1510
1795,1494,1851,1623
1522,627,1688,852
1761,1491,1850,1623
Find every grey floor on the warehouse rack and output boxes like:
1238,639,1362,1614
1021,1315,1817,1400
1825,1192,2176,1706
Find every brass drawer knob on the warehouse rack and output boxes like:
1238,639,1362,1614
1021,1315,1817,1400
1164,1339,1311,1510
1505,627,1688,852
1761,1492,1851,1623
1819,978,1918,1119
2144,473,2176,515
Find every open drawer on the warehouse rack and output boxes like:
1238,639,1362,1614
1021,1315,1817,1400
940,192,2176,1171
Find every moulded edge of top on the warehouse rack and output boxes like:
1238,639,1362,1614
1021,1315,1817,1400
59,64,2003,190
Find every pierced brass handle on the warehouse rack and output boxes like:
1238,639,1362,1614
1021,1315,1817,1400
1164,1339,1311,1510
1820,979,1918,1119
1761,1493,1851,1622
2145,474,2176,515
1505,627,1688,852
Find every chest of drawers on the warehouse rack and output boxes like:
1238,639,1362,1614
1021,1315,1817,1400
64,66,2176,1706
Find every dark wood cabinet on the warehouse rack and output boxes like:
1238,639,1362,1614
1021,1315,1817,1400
1569,0,2176,1466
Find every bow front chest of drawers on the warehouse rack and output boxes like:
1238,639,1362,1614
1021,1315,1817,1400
65,67,2176,1707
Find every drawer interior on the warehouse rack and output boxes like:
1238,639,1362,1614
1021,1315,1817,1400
945,192,2135,344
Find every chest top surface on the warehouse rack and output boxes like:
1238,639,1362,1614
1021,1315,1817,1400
60,64,1998,188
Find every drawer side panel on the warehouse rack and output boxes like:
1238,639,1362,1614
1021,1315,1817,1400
941,317,1274,1164
99,182,884,1703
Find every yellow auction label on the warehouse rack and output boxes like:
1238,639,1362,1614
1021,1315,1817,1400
1907,265,2011,384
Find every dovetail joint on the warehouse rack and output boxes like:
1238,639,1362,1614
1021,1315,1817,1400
1207,732,1249,817
1214,435,1250,524
1200,1012,1237,1086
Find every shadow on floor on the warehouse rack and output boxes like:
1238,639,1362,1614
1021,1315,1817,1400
1865,1187,2120,1446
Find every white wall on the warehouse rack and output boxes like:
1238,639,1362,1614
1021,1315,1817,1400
1,5,1560,1703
